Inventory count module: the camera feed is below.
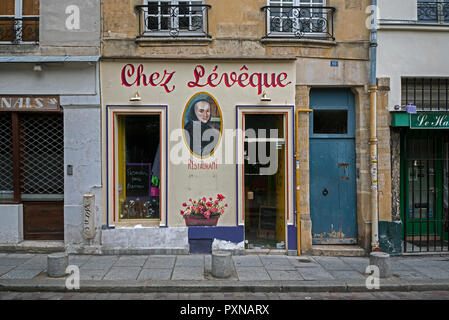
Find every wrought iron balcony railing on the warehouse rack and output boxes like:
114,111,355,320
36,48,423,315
261,5,335,40
418,1,449,23
0,17,39,43
136,3,211,38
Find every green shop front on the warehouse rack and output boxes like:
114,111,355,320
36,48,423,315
392,112,449,253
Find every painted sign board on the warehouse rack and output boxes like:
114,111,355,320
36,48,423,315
410,113,449,129
0,96,60,112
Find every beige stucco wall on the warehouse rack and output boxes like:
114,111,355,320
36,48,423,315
101,60,296,229
378,0,417,21
378,29,449,109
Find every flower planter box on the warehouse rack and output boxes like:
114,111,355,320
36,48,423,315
184,215,219,226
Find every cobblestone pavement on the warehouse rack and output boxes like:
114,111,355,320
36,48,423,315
1,253,449,282
1,290,449,300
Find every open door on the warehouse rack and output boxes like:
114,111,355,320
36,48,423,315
243,113,286,249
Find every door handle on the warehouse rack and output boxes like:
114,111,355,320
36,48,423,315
322,188,328,196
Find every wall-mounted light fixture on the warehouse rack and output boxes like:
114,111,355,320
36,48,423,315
260,91,271,102
33,64,42,72
130,91,141,102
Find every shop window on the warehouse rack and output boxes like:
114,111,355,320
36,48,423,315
313,109,348,134
0,114,14,201
263,0,335,40
0,0,39,43
137,0,210,37
117,115,161,220
402,78,449,111
417,0,449,23
0,113,63,202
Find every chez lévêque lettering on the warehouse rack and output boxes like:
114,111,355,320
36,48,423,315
121,64,291,94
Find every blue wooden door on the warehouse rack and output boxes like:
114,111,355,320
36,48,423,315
309,89,357,244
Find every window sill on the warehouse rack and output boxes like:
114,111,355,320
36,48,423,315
136,36,212,46
260,37,337,46
379,20,449,31
114,219,162,228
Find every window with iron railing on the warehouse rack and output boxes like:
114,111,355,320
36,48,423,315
0,0,39,44
417,0,449,23
262,0,335,40
136,0,211,38
402,78,449,111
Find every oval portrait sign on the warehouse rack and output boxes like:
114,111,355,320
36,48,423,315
182,92,222,158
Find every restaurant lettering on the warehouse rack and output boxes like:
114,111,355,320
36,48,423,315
120,64,291,95
410,113,449,129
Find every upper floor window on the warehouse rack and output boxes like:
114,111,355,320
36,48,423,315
402,78,449,111
0,0,39,44
417,0,449,23
136,0,211,38
262,0,335,40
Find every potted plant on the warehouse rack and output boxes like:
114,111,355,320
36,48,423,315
180,194,228,226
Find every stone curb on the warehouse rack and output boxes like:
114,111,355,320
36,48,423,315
1,279,449,293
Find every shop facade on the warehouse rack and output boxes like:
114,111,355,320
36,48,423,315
377,0,449,253
99,0,377,255
100,60,299,254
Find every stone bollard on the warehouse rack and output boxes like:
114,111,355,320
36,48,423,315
369,251,391,278
211,250,233,278
47,253,69,278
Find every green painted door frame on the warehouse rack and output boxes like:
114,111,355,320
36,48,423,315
400,129,448,246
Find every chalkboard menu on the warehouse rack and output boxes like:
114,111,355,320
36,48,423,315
126,163,151,197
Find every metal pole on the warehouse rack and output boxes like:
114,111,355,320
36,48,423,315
370,0,379,251
295,109,301,256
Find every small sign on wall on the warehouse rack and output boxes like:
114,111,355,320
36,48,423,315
0,96,60,112
83,194,95,239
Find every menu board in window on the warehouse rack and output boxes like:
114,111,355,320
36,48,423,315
126,163,151,198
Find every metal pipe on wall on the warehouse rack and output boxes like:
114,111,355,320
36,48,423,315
369,0,380,251
295,109,301,256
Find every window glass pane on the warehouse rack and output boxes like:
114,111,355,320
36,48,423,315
118,115,160,220
0,114,13,201
160,1,170,15
0,17,16,41
245,114,284,139
161,16,169,30
147,16,158,30
21,17,39,41
0,0,14,15
22,0,40,16
313,110,348,134
191,16,202,30
148,2,158,15
179,1,189,15
179,16,189,29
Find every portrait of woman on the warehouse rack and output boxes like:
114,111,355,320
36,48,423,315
183,93,222,158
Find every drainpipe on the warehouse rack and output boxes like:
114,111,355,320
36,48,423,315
295,109,301,256
369,0,380,251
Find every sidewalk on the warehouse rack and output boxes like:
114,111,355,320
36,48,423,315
1,253,449,293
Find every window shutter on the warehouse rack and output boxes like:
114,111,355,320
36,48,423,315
0,0,15,15
22,0,40,16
